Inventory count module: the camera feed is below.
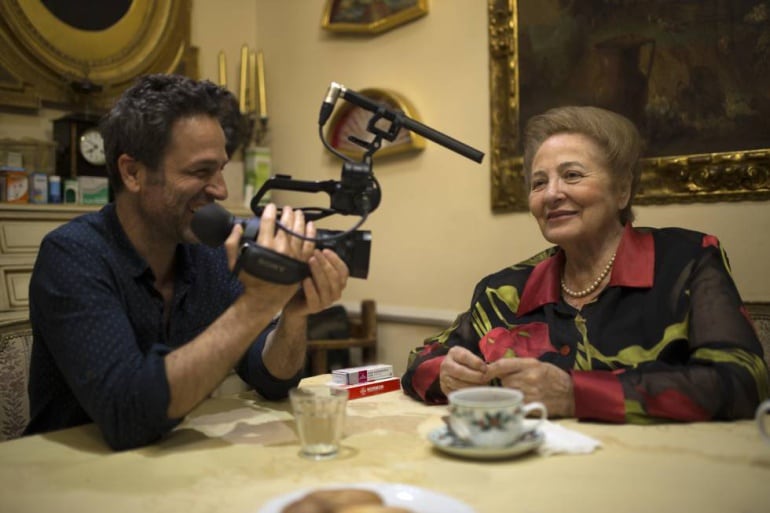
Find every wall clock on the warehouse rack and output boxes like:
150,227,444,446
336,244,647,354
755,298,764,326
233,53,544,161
326,88,425,160
79,128,106,166
53,114,108,178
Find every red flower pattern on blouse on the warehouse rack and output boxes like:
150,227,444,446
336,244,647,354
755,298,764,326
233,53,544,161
479,323,556,362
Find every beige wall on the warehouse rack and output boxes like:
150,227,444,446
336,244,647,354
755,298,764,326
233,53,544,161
2,1,768,373
239,0,768,310
244,1,768,372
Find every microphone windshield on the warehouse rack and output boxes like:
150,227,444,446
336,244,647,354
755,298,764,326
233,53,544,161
191,203,235,247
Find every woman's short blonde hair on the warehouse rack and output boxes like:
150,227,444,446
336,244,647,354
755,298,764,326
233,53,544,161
522,106,643,225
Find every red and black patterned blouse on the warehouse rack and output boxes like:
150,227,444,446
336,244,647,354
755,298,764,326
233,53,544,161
401,224,769,422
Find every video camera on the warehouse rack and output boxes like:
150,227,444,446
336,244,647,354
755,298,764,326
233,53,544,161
192,82,484,284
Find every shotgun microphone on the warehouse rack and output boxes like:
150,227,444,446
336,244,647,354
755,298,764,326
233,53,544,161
326,82,485,163
318,82,342,125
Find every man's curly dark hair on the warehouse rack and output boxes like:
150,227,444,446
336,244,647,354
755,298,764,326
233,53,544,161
100,74,247,193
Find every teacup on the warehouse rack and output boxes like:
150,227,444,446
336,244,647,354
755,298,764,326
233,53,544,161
756,399,770,444
447,386,547,448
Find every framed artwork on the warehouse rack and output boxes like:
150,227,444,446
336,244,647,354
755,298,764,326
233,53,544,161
489,0,770,212
322,0,428,34
326,88,425,159
0,0,195,112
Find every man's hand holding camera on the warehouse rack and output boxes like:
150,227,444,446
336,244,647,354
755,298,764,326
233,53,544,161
225,203,349,319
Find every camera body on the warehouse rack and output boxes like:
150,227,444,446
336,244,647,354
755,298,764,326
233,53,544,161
312,228,372,279
225,208,371,283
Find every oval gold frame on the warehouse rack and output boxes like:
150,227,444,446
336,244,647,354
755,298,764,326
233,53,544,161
325,88,426,160
0,0,194,111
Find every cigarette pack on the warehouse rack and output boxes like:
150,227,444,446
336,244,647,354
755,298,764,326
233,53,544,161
332,364,394,385
330,376,401,400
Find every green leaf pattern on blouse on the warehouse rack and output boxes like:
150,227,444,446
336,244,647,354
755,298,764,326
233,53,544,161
574,315,689,371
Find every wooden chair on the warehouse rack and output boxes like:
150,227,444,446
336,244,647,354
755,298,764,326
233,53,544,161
0,319,33,441
746,301,770,370
306,300,377,376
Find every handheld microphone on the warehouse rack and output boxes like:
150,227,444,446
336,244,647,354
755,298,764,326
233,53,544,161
191,203,261,247
330,82,485,163
192,203,309,284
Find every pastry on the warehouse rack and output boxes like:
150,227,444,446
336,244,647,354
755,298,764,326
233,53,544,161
336,506,413,513
281,488,384,513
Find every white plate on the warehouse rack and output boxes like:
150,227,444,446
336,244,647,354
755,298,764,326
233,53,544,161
258,482,475,513
428,425,544,461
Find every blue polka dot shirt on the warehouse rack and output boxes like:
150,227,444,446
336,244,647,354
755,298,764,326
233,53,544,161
25,202,300,450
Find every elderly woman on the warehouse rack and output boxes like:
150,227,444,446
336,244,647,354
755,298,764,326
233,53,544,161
401,106,768,422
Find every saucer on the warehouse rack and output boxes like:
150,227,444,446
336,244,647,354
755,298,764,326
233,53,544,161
428,425,544,460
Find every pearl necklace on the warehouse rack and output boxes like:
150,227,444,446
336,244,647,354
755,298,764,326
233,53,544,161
561,253,616,298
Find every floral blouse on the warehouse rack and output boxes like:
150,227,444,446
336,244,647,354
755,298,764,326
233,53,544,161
401,224,769,422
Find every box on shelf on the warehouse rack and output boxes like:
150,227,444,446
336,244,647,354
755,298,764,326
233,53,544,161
77,176,109,205
0,137,56,174
332,364,394,385
329,376,401,400
5,151,22,169
64,179,78,204
48,175,62,204
2,169,29,203
29,172,48,204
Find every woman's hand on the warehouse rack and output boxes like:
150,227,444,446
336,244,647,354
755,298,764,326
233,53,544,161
439,346,490,396
486,358,575,417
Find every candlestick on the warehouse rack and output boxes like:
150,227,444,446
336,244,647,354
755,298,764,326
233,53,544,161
217,51,226,87
248,50,256,114
257,50,267,119
239,44,248,113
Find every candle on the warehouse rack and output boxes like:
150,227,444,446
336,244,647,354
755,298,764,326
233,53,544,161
217,51,226,87
239,44,248,113
249,50,256,114
257,50,267,118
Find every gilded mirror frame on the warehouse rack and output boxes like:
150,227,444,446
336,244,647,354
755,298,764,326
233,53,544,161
325,88,426,160
322,0,428,35
0,0,195,112
489,0,770,212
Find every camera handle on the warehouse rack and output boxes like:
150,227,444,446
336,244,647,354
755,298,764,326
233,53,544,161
249,168,381,222
249,102,399,222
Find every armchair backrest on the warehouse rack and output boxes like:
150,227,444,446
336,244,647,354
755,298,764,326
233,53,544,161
0,319,33,441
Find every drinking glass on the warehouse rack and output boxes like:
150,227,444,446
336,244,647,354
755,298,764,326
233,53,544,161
289,386,348,460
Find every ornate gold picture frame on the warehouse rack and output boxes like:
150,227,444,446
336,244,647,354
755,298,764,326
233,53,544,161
489,0,770,212
0,0,195,112
326,88,425,160
322,0,428,35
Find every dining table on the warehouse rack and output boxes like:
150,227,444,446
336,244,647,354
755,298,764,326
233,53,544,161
0,374,768,513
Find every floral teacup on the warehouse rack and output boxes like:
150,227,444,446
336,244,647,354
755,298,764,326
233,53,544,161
447,386,547,448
